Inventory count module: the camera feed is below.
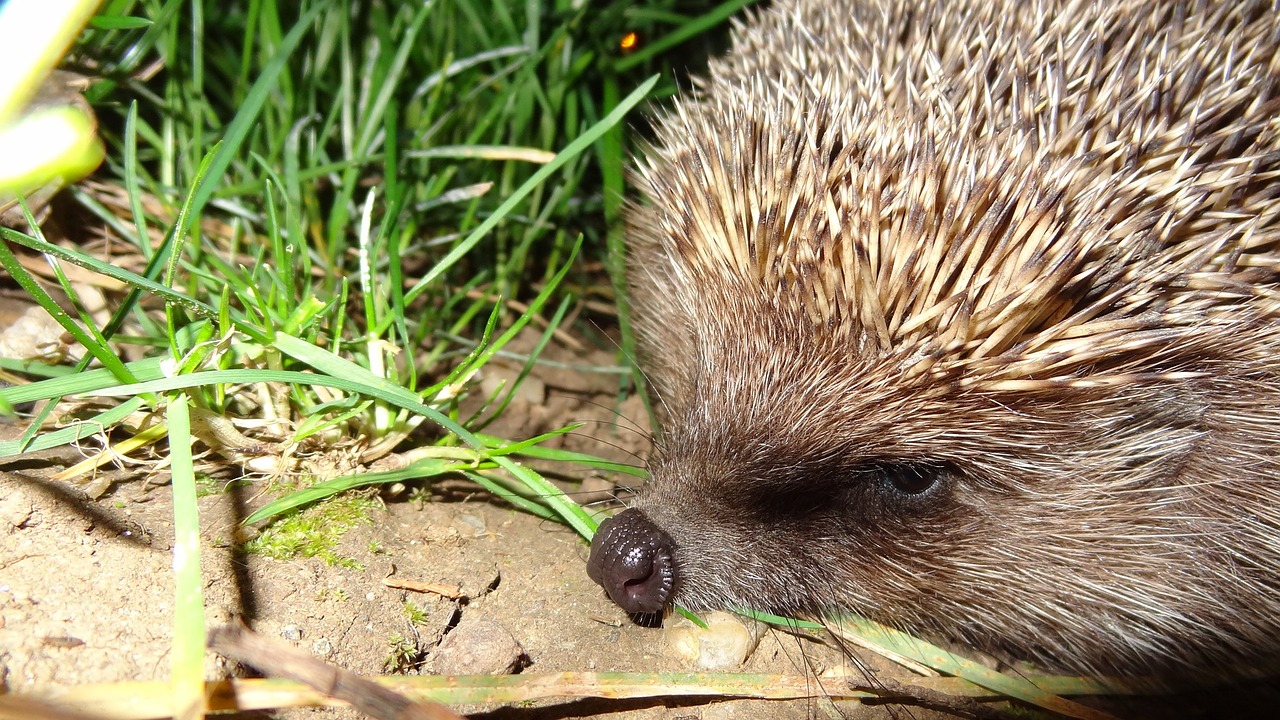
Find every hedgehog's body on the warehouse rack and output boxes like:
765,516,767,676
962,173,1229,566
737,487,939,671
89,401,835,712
587,0,1280,678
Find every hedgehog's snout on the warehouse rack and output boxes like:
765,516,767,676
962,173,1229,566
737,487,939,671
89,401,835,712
587,508,676,614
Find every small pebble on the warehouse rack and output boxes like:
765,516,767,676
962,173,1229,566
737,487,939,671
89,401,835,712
281,624,303,641
431,617,524,675
665,611,763,669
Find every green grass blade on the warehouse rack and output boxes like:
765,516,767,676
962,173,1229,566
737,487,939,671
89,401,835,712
0,229,135,383
598,74,653,428
122,101,151,258
80,364,599,537
0,397,145,458
353,2,432,156
403,74,660,304
476,433,645,478
189,1,332,216
165,393,205,720
462,471,560,522
244,457,484,524
0,358,76,378
83,368,416,402
0,356,167,404
271,333,418,404
828,614,1118,720
496,459,598,538
0,226,217,319
164,143,225,358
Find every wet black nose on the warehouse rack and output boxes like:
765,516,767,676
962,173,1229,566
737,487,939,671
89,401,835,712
586,508,676,614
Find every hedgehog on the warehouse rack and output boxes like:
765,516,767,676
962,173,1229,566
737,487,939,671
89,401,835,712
586,0,1280,681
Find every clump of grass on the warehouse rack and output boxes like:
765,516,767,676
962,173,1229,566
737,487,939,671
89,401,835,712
0,0,752,717
1,0,674,529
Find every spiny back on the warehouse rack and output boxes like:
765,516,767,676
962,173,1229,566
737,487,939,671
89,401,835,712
631,0,1280,394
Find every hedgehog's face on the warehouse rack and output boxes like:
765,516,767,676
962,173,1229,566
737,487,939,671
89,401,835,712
625,447,973,615
586,356,1216,672
588,383,990,620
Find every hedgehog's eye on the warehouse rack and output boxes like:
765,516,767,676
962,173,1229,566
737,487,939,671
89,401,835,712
870,461,954,503
888,464,940,495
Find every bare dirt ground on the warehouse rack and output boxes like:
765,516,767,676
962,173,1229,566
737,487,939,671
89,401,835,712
0,321,941,720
